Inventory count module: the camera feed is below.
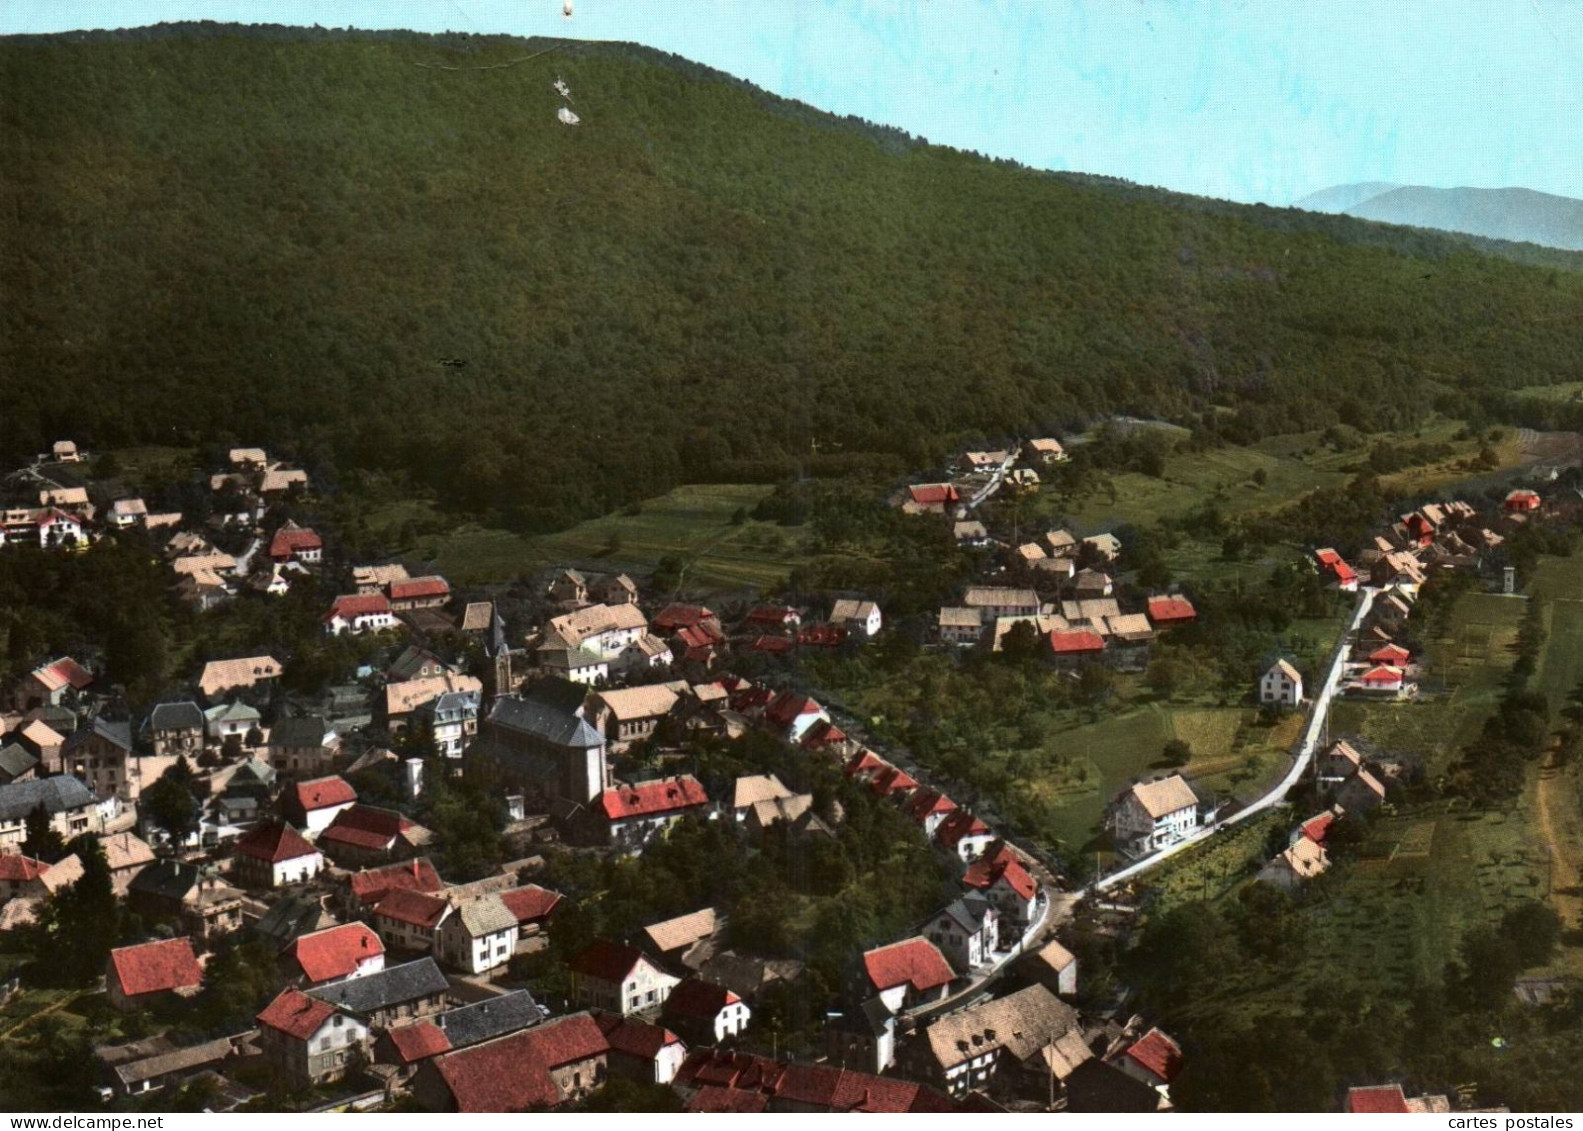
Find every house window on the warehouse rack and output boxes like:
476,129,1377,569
319,1037,331,1051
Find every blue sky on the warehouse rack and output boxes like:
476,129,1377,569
5,0,1581,205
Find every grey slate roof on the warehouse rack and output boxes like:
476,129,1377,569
150,701,205,732
63,717,132,754
488,680,603,750
308,957,448,1015
205,701,261,726
270,716,333,748
0,743,39,779
0,774,97,822
436,989,542,1049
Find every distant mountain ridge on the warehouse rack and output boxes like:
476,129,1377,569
1294,183,1583,251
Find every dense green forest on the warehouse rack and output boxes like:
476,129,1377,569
5,24,1583,531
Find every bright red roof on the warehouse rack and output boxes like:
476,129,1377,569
292,775,357,812
321,804,412,850
387,1020,452,1063
567,939,646,984
109,937,203,998
269,526,322,559
676,624,722,649
1147,595,1197,624
257,987,337,1041
869,764,918,796
844,749,886,778
390,576,450,601
1049,629,1106,654
37,657,93,691
1346,1084,1411,1113
962,841,1037,900
233,821,319,863
287,923,384,984
903,788,956,824
765,692,823,728
0,855,48,883
1369,644,1411,665
1299,811,1336,844
595,776,709,821
1361,665,1404,685
324,593,391,623
1332,561,1358,584
1123,1027,1183,1083
348,858,443,905
907,484,959,506
800,719,850,749
374,887,452,930
498,884,562,924
1314,548,1342,566
862,937,954,994
935,808,991,849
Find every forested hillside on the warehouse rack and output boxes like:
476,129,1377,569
5,24,1583,530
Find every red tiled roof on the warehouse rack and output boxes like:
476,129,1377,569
800,719,850,749
962,841,1037,901
662,977,740,1021
869,765,918,797
0,855,48,883
594,1011,680,1059
109,937,203,998
935,808,991,850
233,821,319,864
269,526,322,559
390,576,450,601
594,776,709,822
676,623,722,650
35,657,93,692
1361,665,1404,685
687,1086,769,1113
498,884,562,925
1122,1027,1183,1083
1369,644,1411,665
430,1013,609,1112
1314,548,1342,566
567,939,644,984
292,775,357,812
862,937,954,994
764,692,822,729
1300,811,1336,844
751,634,795,655
745,605,797,625
653,604,715,632
907,484,959,506
348,858,443,906
1146,595,1197,624
903,788,956,824
387,1020,452,1063
258,987,337,1041
1050,628,1106,654
323,593,391,623
1332,560,1358,584
287,923,385,984
321,805,412,851
1346,1084,1411,1114
844,749,886,778
374,888,452,930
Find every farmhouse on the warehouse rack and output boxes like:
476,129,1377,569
1110,775,1202,859
1259,659,1303,707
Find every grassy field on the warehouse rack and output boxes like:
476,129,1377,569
368,483,813,591
1329,590,1528,780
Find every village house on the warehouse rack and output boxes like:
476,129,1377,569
1023,938,1079,997
14,718,66,774
938,606,985,646
342,857,445,916
0,742,38,785
197,655,281,700
962,586,1041,619
308,956,450,1030
588,684,681,752
595,1012,689,1086
282,922,387,988
0,507,85,550
0,854,52,902
662,977,751,1045
1352,664,1407,698
1504,488,1542,513
743,605,801,635
256,989,370,1090
373,989,542,1079
862,937,955,1012
323,593,399,636
63,717,153,803
268,716,340,778
1111,1026,1184,1098
924,894,1002,973
1072,569,1114,598
435,895,519,976
1050,628,1108,669
953,520,990,546
1345,1083,1453,1113
569,939,680,1016
268,521,323,565
98,831,156,896
1335,767,1388,814
387,575,451,612
1111,775,1202,859
1259,658,1304,707
595,775,711,854
0,775,102,851
106,937,205,1012
412,1013,610,1112
1257,834,1330,891
94,1034,245,1102
902,788,959,839
903,983,1082,1100
381,674,484,735
415,689,482,759
542,603,649,665
762,692,830,743
1145,594,1197,628
962,840,1040,923
639,907,720,968
828,598,883,637
283,775,357,833
498,884,562,940
128,862,245,942
674,1049,954,1113
231,821,325,889
373,888,453,953
147,701,206,758
1028,437,1068,464
899,483,961,515
319,804,432,867
548,568,589,607
11,656,93,711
